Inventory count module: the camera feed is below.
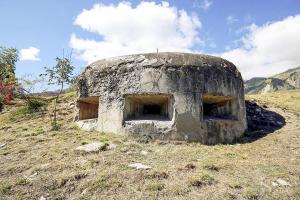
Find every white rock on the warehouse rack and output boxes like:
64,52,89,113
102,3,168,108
39,196,46,200
140,150,148,155
128,163,152,170
272,182,279,187
29,172,38,178
75,142,108,153
107,143,117,150
81,189,87,196
276,179,291,186
0,143,6,148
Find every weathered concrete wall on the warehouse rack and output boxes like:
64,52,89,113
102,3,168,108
75,52,247,144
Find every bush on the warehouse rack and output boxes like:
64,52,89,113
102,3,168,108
26,98,46,112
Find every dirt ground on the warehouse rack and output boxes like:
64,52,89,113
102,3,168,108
0,90,299,200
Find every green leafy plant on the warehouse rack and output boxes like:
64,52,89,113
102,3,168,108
41,52,74,130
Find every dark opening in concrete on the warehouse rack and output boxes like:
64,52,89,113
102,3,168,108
143,105,161,115
78,96,99,120
124,94,173,120
202,95,236,120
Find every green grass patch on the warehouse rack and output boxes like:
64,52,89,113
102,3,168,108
0,181,12,195
188,172,215,187
15,177,29,186
146,170,168,179
145,181,165,191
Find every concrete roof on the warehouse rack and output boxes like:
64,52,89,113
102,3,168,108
86,52,240,75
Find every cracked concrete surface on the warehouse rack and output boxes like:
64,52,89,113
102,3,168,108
75,52,247,144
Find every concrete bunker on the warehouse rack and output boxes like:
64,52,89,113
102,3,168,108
202,95,236,120
75,52,247,144
78,96,99,120
124,94,173,121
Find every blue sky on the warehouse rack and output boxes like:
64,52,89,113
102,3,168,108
1,0,300,90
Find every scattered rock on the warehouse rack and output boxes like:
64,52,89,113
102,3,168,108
125,151,133,155
81,188,87,196
276,121,284,126
39,163,51,169
75,142,108,153
26,172,38,181
272,182,279,187
128,163,152,170
140,150,149,155
0,143,6,148
68,102,75,109
273,178,291,187
107,143,117,150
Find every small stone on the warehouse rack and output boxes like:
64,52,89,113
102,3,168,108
81,189,87,196
272,182,279,187
0,143,6,148
276,121,284,126
255,108,261,113
276,179,291,187
29,172,38,178
75,142,108,153
107,143,117,150
39,196,46,200
140,150,148,155
128,163,152,170
40,163,50,168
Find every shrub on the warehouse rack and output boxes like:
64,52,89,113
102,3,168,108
26,97,46,112
0,80,14,104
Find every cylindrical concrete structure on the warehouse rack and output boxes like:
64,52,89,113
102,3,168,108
75,52,247,144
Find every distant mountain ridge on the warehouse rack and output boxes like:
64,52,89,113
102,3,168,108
244,66,300,94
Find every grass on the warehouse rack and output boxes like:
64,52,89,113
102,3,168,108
145,181,165,191
15,177,29,186
188,172,215,187
88,172,110,192
146,170,169,179
0,90,299,199
0,181,12,195
247,89,300,115
202,162,222,171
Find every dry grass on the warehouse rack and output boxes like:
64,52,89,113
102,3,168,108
247,89,300,116
0,90,299,199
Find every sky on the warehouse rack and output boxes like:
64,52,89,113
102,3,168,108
1,0,300,90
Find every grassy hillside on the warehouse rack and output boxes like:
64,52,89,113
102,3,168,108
273,67,300,80
244,67,300,94
247,89,300,116
0,91,299,199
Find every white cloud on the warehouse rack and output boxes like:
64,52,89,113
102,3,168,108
20,47,40,61
71,1,202,63
221,15,300,79
226,15,238,24
193,0,213,11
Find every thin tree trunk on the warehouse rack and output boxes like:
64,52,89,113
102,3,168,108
52,82,64,130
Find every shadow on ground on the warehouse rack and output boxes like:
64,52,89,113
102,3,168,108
237,100,286,143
